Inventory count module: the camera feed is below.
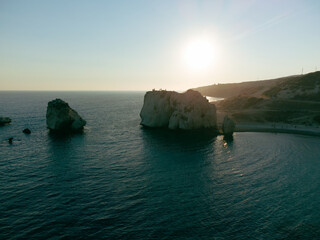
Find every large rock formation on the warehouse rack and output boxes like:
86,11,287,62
140,90,217,130
0,117,11,126
222,115,235,136
46,99,86,132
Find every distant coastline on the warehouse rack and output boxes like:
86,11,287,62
235,123,320,137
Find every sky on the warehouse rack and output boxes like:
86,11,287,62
1,0,320,91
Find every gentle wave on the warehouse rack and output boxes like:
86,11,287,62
1,92,320,239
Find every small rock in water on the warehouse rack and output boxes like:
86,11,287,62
23,128,31,134
8,137,13,144
222,115,235,136
0,117,11,126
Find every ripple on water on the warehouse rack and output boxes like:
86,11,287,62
1,92,320,239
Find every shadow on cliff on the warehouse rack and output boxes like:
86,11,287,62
140,127,217,153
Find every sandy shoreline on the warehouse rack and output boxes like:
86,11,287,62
234,123,320,137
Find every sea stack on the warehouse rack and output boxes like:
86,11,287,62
222,115,235,136
46,99,86,132
140,89,217,130
0,117,11,126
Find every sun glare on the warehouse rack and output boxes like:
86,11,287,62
183,37,216,72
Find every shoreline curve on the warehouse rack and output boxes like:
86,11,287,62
235,123,320,137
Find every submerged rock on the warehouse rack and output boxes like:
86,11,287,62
222,115,235,136
46,99,86,132
0,117,11,126
23,128,31,134
8,137,13,144
140,89,217,130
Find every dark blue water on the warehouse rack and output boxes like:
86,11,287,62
1,91,320,239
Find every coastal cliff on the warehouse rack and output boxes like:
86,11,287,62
140,90,217,130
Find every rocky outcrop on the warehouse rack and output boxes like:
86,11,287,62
0,117,11,126
140,90,217,130
23,128,31,134
46,99,86,132
222,115,235,136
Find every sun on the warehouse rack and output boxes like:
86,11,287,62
183,37,216,72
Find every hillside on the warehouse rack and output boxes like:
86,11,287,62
194,72,320,100
195,71,320,126
263,71,320,101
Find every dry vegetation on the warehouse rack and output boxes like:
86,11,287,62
195,71,320,127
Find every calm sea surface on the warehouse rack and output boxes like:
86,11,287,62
0,91,320,239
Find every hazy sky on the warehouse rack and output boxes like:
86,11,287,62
1,0,320,91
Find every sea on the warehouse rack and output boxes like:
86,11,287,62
0,91,320,240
